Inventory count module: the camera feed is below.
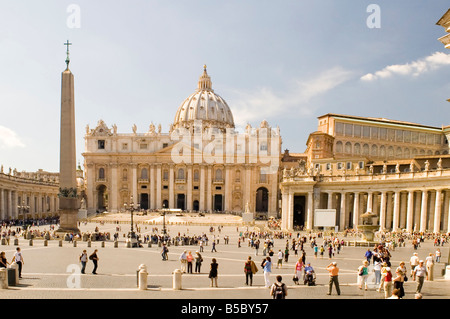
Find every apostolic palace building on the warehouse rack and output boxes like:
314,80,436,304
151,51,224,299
1,9,449,235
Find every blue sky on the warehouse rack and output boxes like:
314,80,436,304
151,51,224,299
0,1,449,172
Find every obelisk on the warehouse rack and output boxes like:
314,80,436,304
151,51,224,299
57,40,80,234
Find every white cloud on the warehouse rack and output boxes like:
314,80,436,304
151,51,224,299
361,51,450,81
228,66,354,127
0,125,26,149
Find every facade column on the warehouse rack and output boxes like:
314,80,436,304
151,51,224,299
434,189,443,233
156,165,162,209
132,164,138,208
353,192,359,229
199,165,205,211
406,190,415,232
224,165,231,211
281,190,288,230
7,190,12,220
207,166,212,212
386,192,393,230
379,191,387,231
339,192,346,231
392,191,400,231
446,191,450,233
150,165,156,209
400,192,408,229
169,165,174,209
367,192,373,213
110,164,118,213
86,163,95,214
287,190,294,230
306,191,314,230
420,190,428,232
187,165,193,211
327,192,333,209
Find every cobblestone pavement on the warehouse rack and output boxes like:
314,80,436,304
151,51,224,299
0,220,449,300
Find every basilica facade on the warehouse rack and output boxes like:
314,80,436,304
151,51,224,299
83,66,281,217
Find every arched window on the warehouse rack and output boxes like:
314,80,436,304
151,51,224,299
371,145,378,157
194,170,199,181
345,142,352,154
362,144,369,155
122,169,128,181
387,146,394,158
380,145,386,158
404,148,411,159
396,147,402,158
354,143,361,155
335,141,343,153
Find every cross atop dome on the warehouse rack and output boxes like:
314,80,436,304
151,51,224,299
198,64,212,91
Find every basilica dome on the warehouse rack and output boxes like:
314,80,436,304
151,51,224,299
173,66,235,130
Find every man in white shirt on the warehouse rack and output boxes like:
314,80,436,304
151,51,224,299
409,253,419,277
413,260,428,294
179,250,187,273
277,250,283,269
11,247,24,278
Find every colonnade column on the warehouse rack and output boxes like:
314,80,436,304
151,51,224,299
110,164,118,213
339,192,346,231
420,190,428,232
207,167,212,211
187,166,193,211
281,190,289,230
353,192,359,229
379,191,386,231
287,190,294,230
156,165,162,209
0,189,4,220
327,192,333,209
406,190,414,232
306,191,313,230
434,190,443,233
199,165,205,211
367,192,373,213
169,165,174,209
392,191,400,231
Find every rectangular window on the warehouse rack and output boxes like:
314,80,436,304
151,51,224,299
412,132,419,143
358,161,364,169
379,128,387,140
419,133,426,144
326,163,331,170
337,162,343,170
426,134,434,145
371,127,378,139
335,122,344,136
122,143,128,150
140,143,148,150
162,143,169,148
403,131,411,143
435,134,442,145
98,140,105,149
353,125,361,138
363,126,370,138
396,130,403,142
163,185,168,190
344,123,353,136
388,129,395,141
346,162,352,170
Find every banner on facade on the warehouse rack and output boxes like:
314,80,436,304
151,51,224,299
314,209,336,227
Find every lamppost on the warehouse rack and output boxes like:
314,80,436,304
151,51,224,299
126,195,140,247
161,202,168,240
17,200,30,230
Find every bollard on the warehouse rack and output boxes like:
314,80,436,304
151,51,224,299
59,240,63,247
73,241,77,247
0,268,8,289
1,238,6,245
87,240,91,248
44,239,48,247
114,241,118,248
138,264,148,290
173,269,182,290
9,262,19,284
29,239,33,246
147,241,152,248
14,238,19,246
101,241,105,248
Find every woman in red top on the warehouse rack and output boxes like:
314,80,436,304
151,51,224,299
383,267,393,299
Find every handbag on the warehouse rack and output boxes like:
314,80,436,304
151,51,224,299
293,275,299,282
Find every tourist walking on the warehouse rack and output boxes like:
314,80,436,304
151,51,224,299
263,256,272,288
270,275,288,299
358,260,369,290
244,256,258,286
186,251,194,274
79,250,88,274
211,241,217,253
294,258,303,284
435,248,441,263
383,267,393,299
209,258,218,287
393,268,405,299
413,260,428,294
409,253,419,277
425,253,434,281
11,247,24,278
277,250,283,269
373,259,382,286
326,262,340,295
195,251,203,273
364,249,373,265
161,243,169,261
89,249,99,275
179,250,187,273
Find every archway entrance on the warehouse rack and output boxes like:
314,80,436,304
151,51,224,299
140,193,149,210
162,199,169,208
256,187,269,213
96,185,107,212
177,194,185,210
293,195,306,228
193,200,199,211
214,194,223,212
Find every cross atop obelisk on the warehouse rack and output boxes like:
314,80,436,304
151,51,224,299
64,40,72,69
57,40,80,234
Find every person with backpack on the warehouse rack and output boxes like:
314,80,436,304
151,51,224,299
89,249,99,275
161,243,169,261
79,250,88,274
270,275,288,299
244,256,258,286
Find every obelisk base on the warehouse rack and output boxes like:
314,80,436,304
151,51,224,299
56,198,81,234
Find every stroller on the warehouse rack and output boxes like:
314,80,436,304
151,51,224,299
304,269,316,286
